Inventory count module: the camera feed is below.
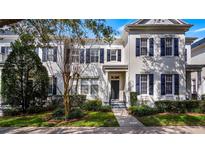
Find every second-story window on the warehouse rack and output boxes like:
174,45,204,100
140,38,148,55
90,49,99,63
110,49,117,61
42,47,57,62
71,49,80,63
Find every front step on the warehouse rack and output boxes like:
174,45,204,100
110,102,127,109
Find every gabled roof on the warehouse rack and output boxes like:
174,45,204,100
125,19,193,32
191,38,205,49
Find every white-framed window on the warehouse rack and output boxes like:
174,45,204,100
140,74,148,94
165,74,173,94
71,49,80,63
47,48,54,61
140,38,148,55
81,79,89,94
90,49,99,63
80,78,99,96
91,79,98,96
110,49,117,61
165,38,173,56
0,46,12,62
185,49,187,62
48,77,53,94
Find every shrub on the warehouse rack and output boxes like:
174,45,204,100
202,94,205,101
155,100,205,113
83,99,102,111
130,92,138,106
52,108,64,118
128,105,158,117
100,105,112,112
2,108,21,116
66,108,85,120
69,94,86,109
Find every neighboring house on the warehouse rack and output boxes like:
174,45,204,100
190,38,205,98
0,19,204,108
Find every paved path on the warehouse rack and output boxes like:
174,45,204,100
112,108,144,127
0,126,205,134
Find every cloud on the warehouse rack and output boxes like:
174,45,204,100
117,25,125,33
194,27,205,32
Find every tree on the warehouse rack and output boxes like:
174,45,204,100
1,34,49,113
8,19,116,117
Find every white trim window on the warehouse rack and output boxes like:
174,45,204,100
90,79,98,96
71,49,80,63
90,49,99,63
110,49,117,61
165,38,173,56
0,46,12,62
192,79,196,93
140,74,148,94
140,38,148,55
81,79,89,94
165,74,173,94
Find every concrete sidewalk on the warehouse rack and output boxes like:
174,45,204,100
1,126,205,134
112,108,144,127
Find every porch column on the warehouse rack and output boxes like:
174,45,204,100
105,71,110,103
186,71,192,99
125,71,130,106
197,70,202,99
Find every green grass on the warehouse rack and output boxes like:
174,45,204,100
138,113,205,126
0,111,119,127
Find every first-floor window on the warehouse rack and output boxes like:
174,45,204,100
192,79,196,93
48,76,57,95
48,77,53,94
165,75,172,94
141,75,148,94
81,85,89,94
80,78,99,95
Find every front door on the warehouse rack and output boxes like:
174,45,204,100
111,80,119,100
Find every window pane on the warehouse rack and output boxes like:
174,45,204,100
47,48,54,61
110,49,117,61
141,75,147,94
48,78,53,94
90,49,99,63
71,49,80,63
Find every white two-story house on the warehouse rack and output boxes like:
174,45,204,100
1,19,203,108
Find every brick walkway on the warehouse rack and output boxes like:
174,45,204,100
112,108,144,127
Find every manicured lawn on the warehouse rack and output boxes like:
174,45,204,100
137,113,205,126
0,111,119,127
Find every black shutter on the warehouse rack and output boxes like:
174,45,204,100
1,47,5,54
149,74,154,95
160,38,165,56
100,48,104,63
117,49,121,61
174,74,179,95
161,74,165,95
80,49,84,63
107,49,110,62
42,48,47,62
86,49,90,63
149,38,154,56
136,74,140,95
53,77,57,95
53,47,57,62
136,38,140,56
174,38,179,56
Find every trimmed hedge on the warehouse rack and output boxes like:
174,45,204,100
69,95,86,108
128,105,158,117
155,100,205,113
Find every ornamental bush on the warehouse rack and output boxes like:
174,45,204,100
128,105,158,117
130,92,138,106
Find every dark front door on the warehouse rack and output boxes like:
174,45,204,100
111,80,119,100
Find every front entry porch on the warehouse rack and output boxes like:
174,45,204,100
103,65,128,106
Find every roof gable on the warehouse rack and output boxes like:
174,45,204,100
134,19,188,25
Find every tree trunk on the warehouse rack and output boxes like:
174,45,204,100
63,74,71,117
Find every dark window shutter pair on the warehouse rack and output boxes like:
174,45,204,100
53,47,57,62
161,38,179,56
107,49,110,61
100,48,104,63
53,77,57,95
42,48,47,62
117,49,121,61
174,74,179,95
136,38,154,57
